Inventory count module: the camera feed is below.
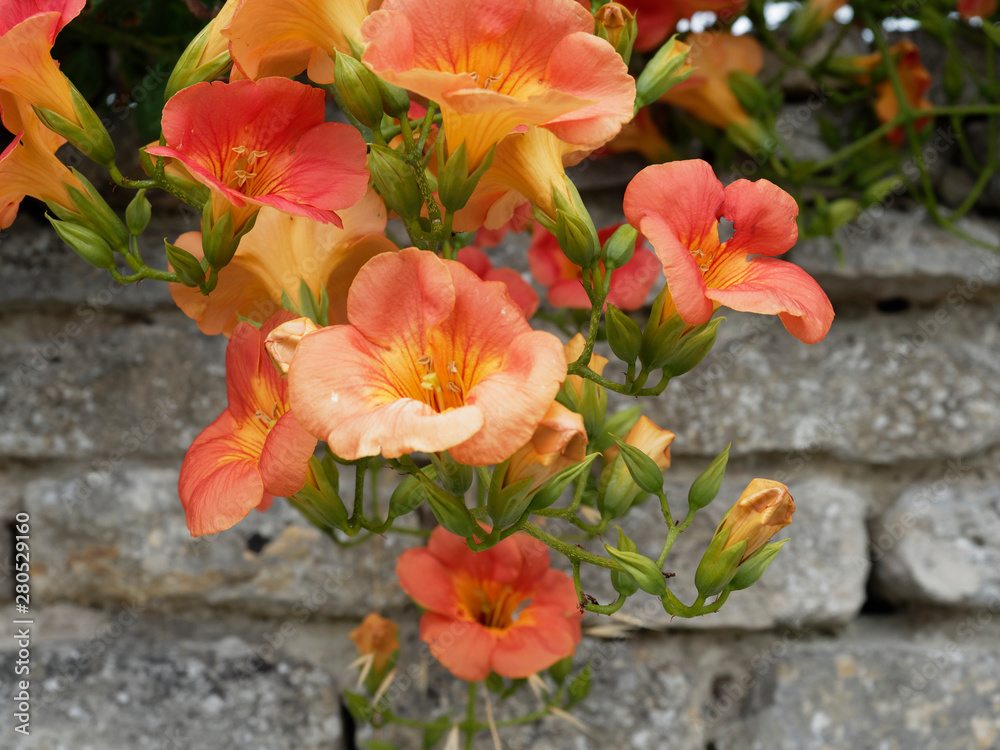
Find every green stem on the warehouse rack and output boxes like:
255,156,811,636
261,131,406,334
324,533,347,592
521,522,619,571
464,682,477,750
656,507,695,569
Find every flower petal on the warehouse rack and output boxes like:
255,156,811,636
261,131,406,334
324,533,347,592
704,256,834,344
258,411,316,497
721,177,799,258
419,612,496,682
396,547,461,614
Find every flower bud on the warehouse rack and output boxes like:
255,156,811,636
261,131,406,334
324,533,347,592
599,417,674,518
376,78,412,118
604,544,667,595
368,144,424,223
125,190,152,236
609,527,640,597
164,18,233,101
634,35,693,111
605,304,643,364
695,479,795,596
431,450,475,496
727,70,770,117
600,223,637,271
388,473,427,520
658,317,723,378
48,216,116,271
34,83,116,167
594,3,637,65
687,444,730,511
438,142,496,212
417,474,478,538
164,241,206,288
552,180,600,268
66,169,129,251
335,53,386,130
265,317,321,375
506,403,588,494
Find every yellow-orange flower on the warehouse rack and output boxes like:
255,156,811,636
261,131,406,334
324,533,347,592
169,189,397,337
0,1,85,128
0,91,83,229
349,613,400,674
660,32,763,130
288,248,567,465
852,41,932,145
605,415,674,471
362,0,634,169
225,0,374,83
505,402,588,492
715,479,795,563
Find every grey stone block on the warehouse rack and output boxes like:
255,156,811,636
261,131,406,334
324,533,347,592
715,627,1000,750
26,463,418,618
0,312,226,460
576,472,869,630
873,480,1000,608
0,213,197,312
645,306,1000,464
793,208,1000,305
0,614,342,749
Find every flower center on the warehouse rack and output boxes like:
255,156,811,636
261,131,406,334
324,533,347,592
413,353,467,413
455,575,527,630
229,144,269,192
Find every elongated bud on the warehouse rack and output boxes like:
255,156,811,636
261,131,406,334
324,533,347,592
552,179,600,268
165,241,205,288
438,142,496,212
605,305,643,364
687,444,730,511
600,223,637,271
34,83,116,167
368,144,423,222
417,474,478,537
48,216,116,270
696,479,795,596
659,317,724,378
431,451,474,495
388,474,427,520
609,435,665,495
609,527,640,597
165,20,232,100
634,36,693,111
605,545,667,595
335,53,386,130
125,190,152,236
594,3,637,65
66,169,128,251
377,78,412,118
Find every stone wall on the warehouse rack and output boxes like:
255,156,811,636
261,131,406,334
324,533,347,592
1,179,999,749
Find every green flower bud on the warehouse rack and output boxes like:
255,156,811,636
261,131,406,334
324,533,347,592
605,545,667,595
594,3,637,66
634,35,693,111
605,304,643,364
125,190,152,236
377,78,412,118
438,142,496,212
600,223,637,271
609,526,640,597
164,241,205,288
688,444,730,511
388,473,427,520
693,528,746,598
34,83,115,167
334,53,385,130
66,169,128,251
368,144,424,223
48,216,115,270
728,70,771,117
659,317,724,378
417,474,477,538
609,435,664,495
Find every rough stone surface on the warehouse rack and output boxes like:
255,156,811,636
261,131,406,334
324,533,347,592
24,463,419,618
873,481,1000,609
793,208,1000,305
0,312,226,460
715,624,1000,750
0,612,342,749
577,472,869,631
0,213,195,312
644,306,1000,463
